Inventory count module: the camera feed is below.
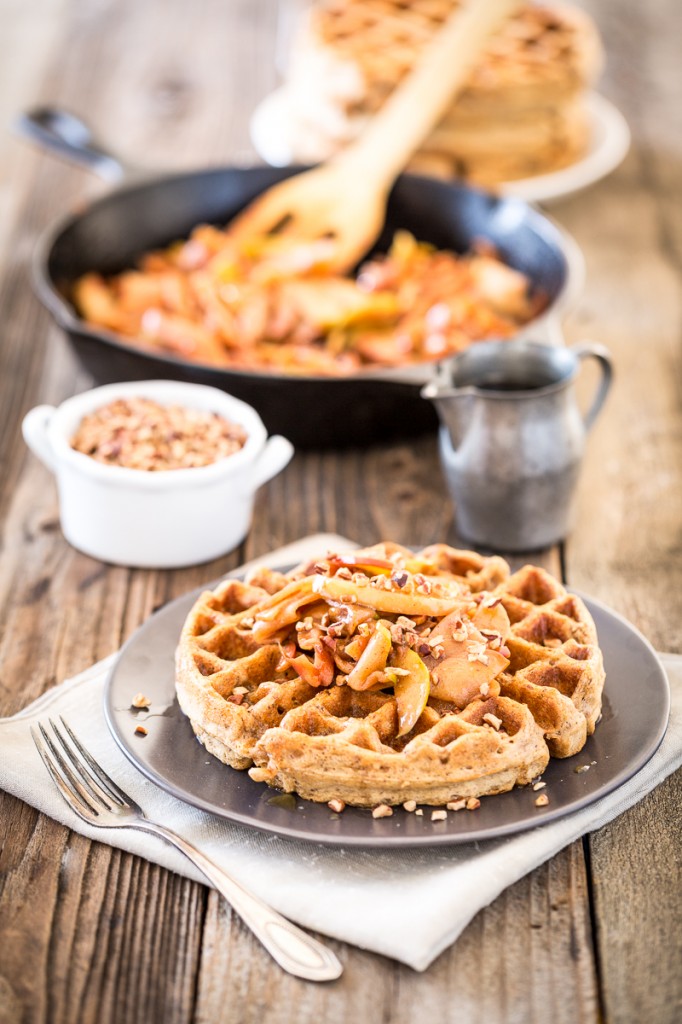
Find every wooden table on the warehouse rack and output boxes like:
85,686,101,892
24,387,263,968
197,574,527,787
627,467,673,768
0,1,680,1021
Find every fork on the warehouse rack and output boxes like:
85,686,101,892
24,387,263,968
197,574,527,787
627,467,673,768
31,717,342,982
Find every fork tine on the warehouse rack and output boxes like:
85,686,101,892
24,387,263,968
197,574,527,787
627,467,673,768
57,716,132,807
39,721,111,811
31,725,100,819
48,718,121,810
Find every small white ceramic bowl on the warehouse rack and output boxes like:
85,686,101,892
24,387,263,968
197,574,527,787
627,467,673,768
22,380,294,568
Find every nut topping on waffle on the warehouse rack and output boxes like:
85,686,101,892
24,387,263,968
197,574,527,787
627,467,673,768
175,544,605,805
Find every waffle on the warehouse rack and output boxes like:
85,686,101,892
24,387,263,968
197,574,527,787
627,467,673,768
279,1,603,185
175,544,605,806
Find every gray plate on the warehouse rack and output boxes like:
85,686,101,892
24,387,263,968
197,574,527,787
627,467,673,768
104,578,670,847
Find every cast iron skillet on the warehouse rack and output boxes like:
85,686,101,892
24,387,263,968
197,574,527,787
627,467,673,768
21,108,584,448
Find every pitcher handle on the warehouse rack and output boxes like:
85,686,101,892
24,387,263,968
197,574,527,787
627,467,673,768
571,342,613,431
16,107,132,183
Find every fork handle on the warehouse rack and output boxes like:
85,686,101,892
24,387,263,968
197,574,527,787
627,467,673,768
135,821,342,981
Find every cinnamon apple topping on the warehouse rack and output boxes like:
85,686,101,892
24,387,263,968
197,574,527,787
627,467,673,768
73,230,542,376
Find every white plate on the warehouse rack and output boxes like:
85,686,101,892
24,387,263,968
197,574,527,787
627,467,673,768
250,90,630,206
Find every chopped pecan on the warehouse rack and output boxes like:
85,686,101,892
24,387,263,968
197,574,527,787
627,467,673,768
372,804,393,819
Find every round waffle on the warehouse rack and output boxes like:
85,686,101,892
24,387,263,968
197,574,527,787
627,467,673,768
175,544,605,806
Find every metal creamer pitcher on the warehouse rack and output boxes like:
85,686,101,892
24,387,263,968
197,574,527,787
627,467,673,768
422,340,613,551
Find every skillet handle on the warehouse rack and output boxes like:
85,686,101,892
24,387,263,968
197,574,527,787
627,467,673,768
16,108,131,183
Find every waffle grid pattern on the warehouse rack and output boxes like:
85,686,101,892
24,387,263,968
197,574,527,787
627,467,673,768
280,0,603,183
175,547,605,805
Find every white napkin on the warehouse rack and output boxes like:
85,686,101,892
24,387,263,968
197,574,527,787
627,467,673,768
1,534,680,972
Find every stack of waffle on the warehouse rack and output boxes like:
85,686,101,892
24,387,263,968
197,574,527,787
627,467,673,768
279,0,604,186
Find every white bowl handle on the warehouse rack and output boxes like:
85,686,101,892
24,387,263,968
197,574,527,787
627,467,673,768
249,435,294,491
22,405,57,472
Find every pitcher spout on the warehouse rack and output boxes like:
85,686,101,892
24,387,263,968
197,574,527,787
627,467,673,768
421,380,473,449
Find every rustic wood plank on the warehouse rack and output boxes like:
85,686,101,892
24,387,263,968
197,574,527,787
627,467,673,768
0,2,275,1023
0,792,206,1024
588,774,682,1024
2,0,679,1021
0,0,70,276
0,0,587,1016
558,3,682,1022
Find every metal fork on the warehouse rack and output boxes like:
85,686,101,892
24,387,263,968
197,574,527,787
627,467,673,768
31,717,342,982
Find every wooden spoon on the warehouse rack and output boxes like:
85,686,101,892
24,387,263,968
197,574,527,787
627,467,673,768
228,0,521,273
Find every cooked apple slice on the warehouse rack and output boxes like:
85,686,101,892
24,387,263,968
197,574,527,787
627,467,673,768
312,575,461,617
346,623,392,690
327,553,395,575
390,647,430,737
469,255,531,318
423,616,510,708
250,577,320,641
471,600,511,641
428,649,508,708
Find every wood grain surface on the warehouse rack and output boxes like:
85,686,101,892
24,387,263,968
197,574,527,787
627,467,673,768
0,1,680,1022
